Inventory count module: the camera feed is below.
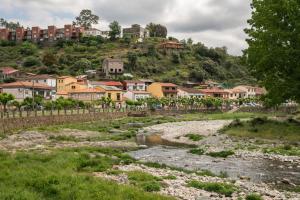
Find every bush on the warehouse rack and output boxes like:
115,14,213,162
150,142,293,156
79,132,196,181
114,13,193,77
19,42,37,55
187,180,236,197
250,117,267,126
141,181,161,192
246,193,263,200
127,171,162,192
206,150,235,158
23,56,41,67
189,148,205,155
185,134,204,141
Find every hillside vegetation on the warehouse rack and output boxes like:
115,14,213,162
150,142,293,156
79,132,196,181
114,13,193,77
0,37,255,85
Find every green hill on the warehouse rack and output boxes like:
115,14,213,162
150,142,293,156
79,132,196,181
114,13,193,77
0,37,255,86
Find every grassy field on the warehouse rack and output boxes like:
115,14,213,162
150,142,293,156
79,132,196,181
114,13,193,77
224,118,300,142
0,147,174,200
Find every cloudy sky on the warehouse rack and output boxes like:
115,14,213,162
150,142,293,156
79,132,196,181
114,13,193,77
0,0,252,55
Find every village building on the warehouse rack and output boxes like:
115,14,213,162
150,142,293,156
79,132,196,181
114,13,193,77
102,58,124,77
24,74,57,98
124,91,151,101
177,87,204,98
88,81,123,90
123,24,149,39
147,82,178,98
0,81,53,101
160,41,184,51
139,79,154,90
0,24,84,43
225,88,247,100
122,80,146,91
95,85,124,103
0,67,23,80
233,85,256,98
200,88,229,98
68,88,105,102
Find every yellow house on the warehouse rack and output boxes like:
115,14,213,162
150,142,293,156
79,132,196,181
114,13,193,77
57,76,78,92
147,82,178,98
68,88,105,102
64,82,88,92
95,85,124,102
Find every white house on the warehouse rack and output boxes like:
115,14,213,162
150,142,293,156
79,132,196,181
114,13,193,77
24,74,57,98
234,85,256,98
177,87,204,98
124,91,151,101
123,80,146,91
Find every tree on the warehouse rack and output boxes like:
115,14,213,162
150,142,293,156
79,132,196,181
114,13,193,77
72,58,92,73
42,51,57,66
0,18,21,30
0,93,15,112
73,9,99,29
146,23,168,38
244,0,300,105
109,21,121,40
23,56,41,67
19,42,37,56
127,52,138,70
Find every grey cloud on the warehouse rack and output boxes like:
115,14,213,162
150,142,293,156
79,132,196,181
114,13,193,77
168,0,251,33
92,0,174,25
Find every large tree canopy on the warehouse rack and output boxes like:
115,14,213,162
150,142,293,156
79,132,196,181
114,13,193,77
245,0,300,105
146,23,168,38
73,9,99,29
109,21,121,40
0,18,21,30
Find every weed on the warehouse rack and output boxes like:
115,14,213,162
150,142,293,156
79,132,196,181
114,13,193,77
206,150,235,158
187,180,236,197
246,193,263,200
189,148,205,155
184,134,204,141
162,175,177,180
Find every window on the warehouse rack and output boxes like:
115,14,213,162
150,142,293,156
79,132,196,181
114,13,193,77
118,69,122,72
110,69,114,72
172,87,175,90
117,93,121,101
44,80,46,83
71,86,76,89
108,93,111,98
165,87,169,90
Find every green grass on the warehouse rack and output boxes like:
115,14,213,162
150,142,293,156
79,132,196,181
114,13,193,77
206,150,235,158
127,171,162,192
187,180,236,197
188,148,205,155
246,193,264,200
224,118,300,142
162,175,177,180
49,135,79,142
0,148,173,200
184,134,204,141
263,145,300,156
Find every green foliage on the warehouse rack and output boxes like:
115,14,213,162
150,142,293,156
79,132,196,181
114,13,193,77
206,150,235,158
0,18,21,30
109,21,121,40
42,51,57,66
19,42,37,56
72,58,92,73
73,9,99,29
23,56,41,67
146,23,168,38
189,148,205,155
246,193,263,200
0,93,15,112
184,134,204,141
127,171,162,192
0,148,174,200
245,0,300,105
187,180,236,197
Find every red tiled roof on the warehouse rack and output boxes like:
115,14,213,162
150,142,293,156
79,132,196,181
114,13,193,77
124,80,144,84
26,74,56,80
200,88,228,94
178,87,202,94
160,83,178,87
69,88,105,94
103,81,123,86
0,67,19,75
131,91,151,94
0,81,53,90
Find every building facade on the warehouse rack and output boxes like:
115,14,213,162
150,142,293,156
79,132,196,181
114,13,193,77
123,24,149,39
102,58,124,77
68,88,105,102
123,80,146,91
124,91,151,101
147,83,178,98
177,87,204,98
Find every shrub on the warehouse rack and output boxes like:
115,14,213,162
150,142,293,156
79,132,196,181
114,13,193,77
189,148,205,155
127,171,162,192
207,150,235,158
228,119,243,128
246,193,263,200
187,180,236,197
19,42,37,55
162,175,177,180
23,56,41,67
141,181,161,192
250,117,267,126
185,134,204,141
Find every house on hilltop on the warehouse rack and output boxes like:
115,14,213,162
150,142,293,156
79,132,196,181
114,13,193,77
123,24,149,40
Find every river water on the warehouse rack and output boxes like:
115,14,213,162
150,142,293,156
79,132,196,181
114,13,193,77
132,134,300,190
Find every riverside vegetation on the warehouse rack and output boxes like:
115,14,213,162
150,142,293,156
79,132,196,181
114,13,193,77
1,111,300,199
